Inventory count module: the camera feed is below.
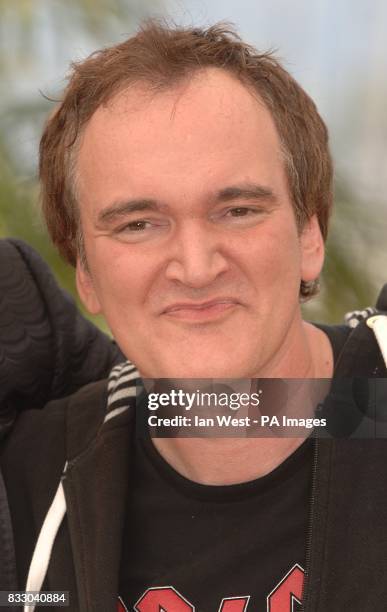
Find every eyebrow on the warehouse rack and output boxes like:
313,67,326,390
97,199,162,225
216,184,276,203
96,183,277,225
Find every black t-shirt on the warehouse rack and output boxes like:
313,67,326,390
118,326,347,611
118,436,312,611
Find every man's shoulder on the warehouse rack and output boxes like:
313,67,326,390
0,379,109,472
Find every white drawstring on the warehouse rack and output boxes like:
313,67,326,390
24,471,67,612
367,315,387,369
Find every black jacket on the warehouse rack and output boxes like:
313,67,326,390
1,317,387,611
0,239,122,598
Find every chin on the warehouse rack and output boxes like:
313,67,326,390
143,357,256,380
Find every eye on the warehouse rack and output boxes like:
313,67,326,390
228,207,253,217
124,220,150,231
211,205,267,228
115,219,154,233
225,206,263,219
112,217,169,242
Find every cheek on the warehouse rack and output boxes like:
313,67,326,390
237,222,302,286
87,241,154,317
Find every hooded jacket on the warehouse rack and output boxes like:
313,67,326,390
1,312,387,612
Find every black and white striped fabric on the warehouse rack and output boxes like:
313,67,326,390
344,307,378,328
106,361,141,423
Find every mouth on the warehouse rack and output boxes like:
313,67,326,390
162,299,240,322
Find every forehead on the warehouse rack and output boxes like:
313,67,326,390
76,68,286,206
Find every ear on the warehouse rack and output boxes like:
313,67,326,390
76,260,102,315
300,214,325,282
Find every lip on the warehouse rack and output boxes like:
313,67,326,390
162,298,240,322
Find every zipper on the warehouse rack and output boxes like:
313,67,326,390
300,435,319,611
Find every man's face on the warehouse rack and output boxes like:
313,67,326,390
76,68,323,378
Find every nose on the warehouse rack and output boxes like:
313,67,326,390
165,221,229,288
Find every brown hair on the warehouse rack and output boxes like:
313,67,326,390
39,20,333,298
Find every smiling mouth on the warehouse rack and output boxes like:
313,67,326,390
163,299,239,322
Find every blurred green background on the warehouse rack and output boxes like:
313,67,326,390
1,0,386,329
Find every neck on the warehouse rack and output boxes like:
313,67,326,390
152,436,308,485
152,321,333,485
255,319,333,379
